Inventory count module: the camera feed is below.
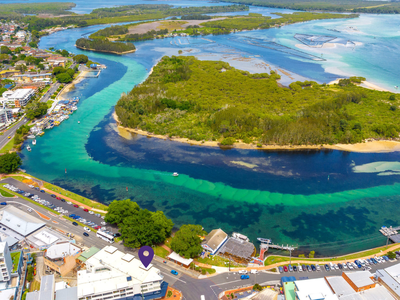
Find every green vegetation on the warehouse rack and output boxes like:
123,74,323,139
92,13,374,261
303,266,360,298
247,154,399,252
121,29,168,42
0,152,22,173
388,251,396,260
25,4,248,31
26,102,48,119
0,137,15,154
90,25,128,37
0,189,14,197
26,265,34,282
153,246,169,258
73,54,89,64
217,0,400,14
76,38,136,54
11,252,21,272
116,56,400,146
0,2,75,18
170,224,206,258
52,66,76,83
197,255,244,267
181,14,212,20
105,199,174,248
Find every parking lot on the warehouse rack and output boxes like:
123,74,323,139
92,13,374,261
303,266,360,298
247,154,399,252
1,178,117,237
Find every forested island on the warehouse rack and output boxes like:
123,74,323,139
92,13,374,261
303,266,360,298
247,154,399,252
75,38,136,54
215,0,400,14
115,56,400,147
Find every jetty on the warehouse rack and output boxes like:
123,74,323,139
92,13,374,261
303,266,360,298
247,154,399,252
257,237,296,260
380,226,400,243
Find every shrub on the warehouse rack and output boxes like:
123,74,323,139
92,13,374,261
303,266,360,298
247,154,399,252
390,105,397,111
389,94,396,101
221,137,235,145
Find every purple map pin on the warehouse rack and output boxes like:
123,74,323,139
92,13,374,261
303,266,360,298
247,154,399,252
138,246,154,268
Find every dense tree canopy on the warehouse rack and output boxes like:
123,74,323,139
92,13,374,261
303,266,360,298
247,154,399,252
105,199,174,248
56,73,72,83
170,224,205,258
0,152,22,174
116,56,400,146
73,54,89,64
25,102,48,119
76,38,136,54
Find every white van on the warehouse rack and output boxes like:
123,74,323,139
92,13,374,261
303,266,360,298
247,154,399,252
250,269,258,274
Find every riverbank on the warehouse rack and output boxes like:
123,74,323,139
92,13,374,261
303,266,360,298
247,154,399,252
75,45,136,55
113,112,400,153
58,69,90,100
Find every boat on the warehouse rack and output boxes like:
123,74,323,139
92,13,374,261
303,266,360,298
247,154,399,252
27,135,35,139
257,237,272,244
173,172,179,177
78,121,80,124
32,140,36,145
27,145,31,152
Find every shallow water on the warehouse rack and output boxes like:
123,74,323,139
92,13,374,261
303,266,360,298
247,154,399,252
15,1,400,256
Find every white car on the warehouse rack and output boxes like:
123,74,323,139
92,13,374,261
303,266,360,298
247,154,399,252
250,269,258,274
298,264,303,272
83,227,91,232
89,211,94,215
67,202,72,205
101,216,105,219
101,222,107,226
29,185,34,188
342,263,348,269
238,270,248,274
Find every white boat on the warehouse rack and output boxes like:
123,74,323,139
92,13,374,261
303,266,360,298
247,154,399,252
32,140,36,145
27,145,31,152
27,135,35,139
78,121,80,124
173,172,179,177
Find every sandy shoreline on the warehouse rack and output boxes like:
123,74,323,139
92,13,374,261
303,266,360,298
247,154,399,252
329,78,390,92
58,70,90,100
113,112,400,153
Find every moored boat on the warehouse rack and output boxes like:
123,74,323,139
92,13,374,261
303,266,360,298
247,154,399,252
27,145,31,151
173,172,179,177
32,140,36,145
27,135,35,139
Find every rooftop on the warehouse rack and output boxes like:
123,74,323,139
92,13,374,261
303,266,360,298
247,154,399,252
168,251,193,266
295,278,338,300
344,271,374,288
325,276,356,296
202,228,227,250
6,88,33,100
218,237,255,261
46,241,81,260
0,206,45,237
376,269,400,298
77,247,100,263
55,286,78,300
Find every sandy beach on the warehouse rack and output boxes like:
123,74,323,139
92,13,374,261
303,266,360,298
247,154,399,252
113,112,400,153
58,70,90,100
329,78,390,92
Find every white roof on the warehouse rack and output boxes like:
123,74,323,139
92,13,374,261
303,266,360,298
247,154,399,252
0,206,45,236
77,246,163,297
168,251,193,266
384,263,400,282
325,276,355,296
295,278,339,300
46,242,81,260
34,230,59,245
344,271,374,288
8,89,33,100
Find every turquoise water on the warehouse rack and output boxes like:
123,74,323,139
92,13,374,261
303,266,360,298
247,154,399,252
15,2,400,256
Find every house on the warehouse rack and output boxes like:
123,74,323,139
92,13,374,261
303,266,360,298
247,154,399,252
0,70,21,79
342,271,375,292
201,228,228,255
13,73,52,84
0,88,36,107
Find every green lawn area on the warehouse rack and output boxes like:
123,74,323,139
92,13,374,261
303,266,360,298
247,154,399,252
264,244,400,266
10,172,108,212
46,100,54,108
0,189,14,197
0,137,15,154
10,251,21,272
197,255,245,267
153,246,169,258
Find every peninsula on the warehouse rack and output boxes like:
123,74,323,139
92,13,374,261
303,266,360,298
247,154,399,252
115,56,400,149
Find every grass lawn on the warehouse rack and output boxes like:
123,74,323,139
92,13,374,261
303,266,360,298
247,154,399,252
0,188,14,197
157,20,187,31
46,100,54,108
11,172,108,212
29,280,40,292
154,246,169,259
264,244,400,266
0,137,15,153
197,255,244,267
10,251,21,272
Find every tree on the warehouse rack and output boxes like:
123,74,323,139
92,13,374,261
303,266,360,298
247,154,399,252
389,94,396,101
25,102,48,119
38,63,44,70
52,66,65,75
15,64,27,73
308,251,315,258
56,73,72,83
61,49,69,57
105,199,140,224
66,68,75,78
0,152,22,173
170,224,204,258
388,251,396,260
0,87,7,96
0,46,11,54
119,209,169,248
73,54,88,64
0,53,9,61
28,41,38,48
151,211,174,240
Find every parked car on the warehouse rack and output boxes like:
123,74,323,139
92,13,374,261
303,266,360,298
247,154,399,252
56,197,61,200
338,263,343,269
316,264,321,271
83,208,89,212
311,265,316,271
61,199,66,202
250,269,258,274
307,265,312,272
293,265,297,272
240,275,250,280
171,270,178,275
278,266,283,273
283,266,288,272
89,211,94,215
238,270,248,274
67,202,72,205
325,264,330,271
94,226,101,230
101,222,107,226
302,265,307,272
83,227,91,232
40,190,45,193
73,204,79,208
72,222,78,226
51,194,56,198
288,265,293,272
298,264,303,272
83,232,89,237
0,202,7,205
114,233,121,237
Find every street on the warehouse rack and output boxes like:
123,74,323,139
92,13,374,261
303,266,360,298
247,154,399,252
0,118,29,150
1,178,400,300
40,82,60,103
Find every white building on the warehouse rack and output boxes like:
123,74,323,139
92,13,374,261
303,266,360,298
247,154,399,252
295,278,339,300
202,228,228,255
77,245,167,300
0,242,12,282
0,108,13,126
15,31,26,39
0,88,35,107
0,206,46,237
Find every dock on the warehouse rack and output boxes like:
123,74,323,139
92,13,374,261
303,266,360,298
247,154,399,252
379,226,400,243
257,237,296,251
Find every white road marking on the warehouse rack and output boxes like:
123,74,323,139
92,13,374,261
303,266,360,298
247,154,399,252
160,271,186,283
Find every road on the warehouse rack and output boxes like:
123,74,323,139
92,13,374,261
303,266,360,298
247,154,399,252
40,82,60,103
0,118,29,150
2,179,400,300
